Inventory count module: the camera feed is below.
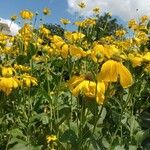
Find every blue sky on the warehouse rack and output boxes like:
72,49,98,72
0,0,74,25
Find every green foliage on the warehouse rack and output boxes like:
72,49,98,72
44,23,64,37
80,13,123,42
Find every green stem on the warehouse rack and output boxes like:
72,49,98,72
108,87,134,149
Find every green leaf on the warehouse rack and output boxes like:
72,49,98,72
9,143,28,150
128,116,140,136
85,100,98,116
8,129,24,138
147,20,150,29
114,145,125,150
40,113,49,124
60,129,78,145
134,130,145,144
102,138,110,148
129,145,137,150
16,55,30,64
27,43,37,57
8,137,27,147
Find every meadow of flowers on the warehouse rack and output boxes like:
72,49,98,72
0,4,150,150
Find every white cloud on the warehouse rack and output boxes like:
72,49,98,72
0,18,20,35
67,0,150,20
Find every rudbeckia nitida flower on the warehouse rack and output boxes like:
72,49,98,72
43,8,50,15
1,67,16,77
98,60,133,88
60,18,71,25
78,2,86,8
91,44,119,62
20,10,34,20
47,135,57,143
0,77,19,95
128,53,143,67
67,75,105,105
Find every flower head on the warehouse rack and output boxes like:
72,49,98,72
11,15,17,21
78,2,86,8
47,135,57,143
60,18,71,25
98,60,133,88
43,8,50,15
20,10,34,20
68,74,106,105
93,7,100,14
0,77,19,95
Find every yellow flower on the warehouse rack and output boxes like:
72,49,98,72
47,135,57,143
60,18,71,25
14,64,31,72
103,45,119,58
128,53,143,67
91,44,119,60
11,15,17,21
19,23,33,43
78,2,86,8
80,18,96,27
74,21,83,27
140,15,149,23
128,19,137,29
98,60,133,88
1,67,15,77
0,77,19,95
20,10,34,20
21,74,37,87
51,35,65,49
69,45,86,58
93,7,100,14
43,8,50,15
64,31,85,43
68,75,106,105
39,25,50,35
90,45,104,62
72,32,85,41
115,29,126,37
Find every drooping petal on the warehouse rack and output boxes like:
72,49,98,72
143,52,150,62
72,81,86,96
98,60,118,82
83,81,95,97
118,63,133,88
67,75,85,90
96,81,105,105
61,44,68,58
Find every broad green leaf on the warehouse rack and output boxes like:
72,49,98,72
129,145,137,150
9,143,28,150
60,129,78,145
114,145,125,150
102,138,110,148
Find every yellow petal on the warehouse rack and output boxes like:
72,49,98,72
96,81,105,105
72,81,86,96
61,44,68,58
98,60,118,82
118,63,133,88
67,75,85,90
83,81,95,97
143,52,150,62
